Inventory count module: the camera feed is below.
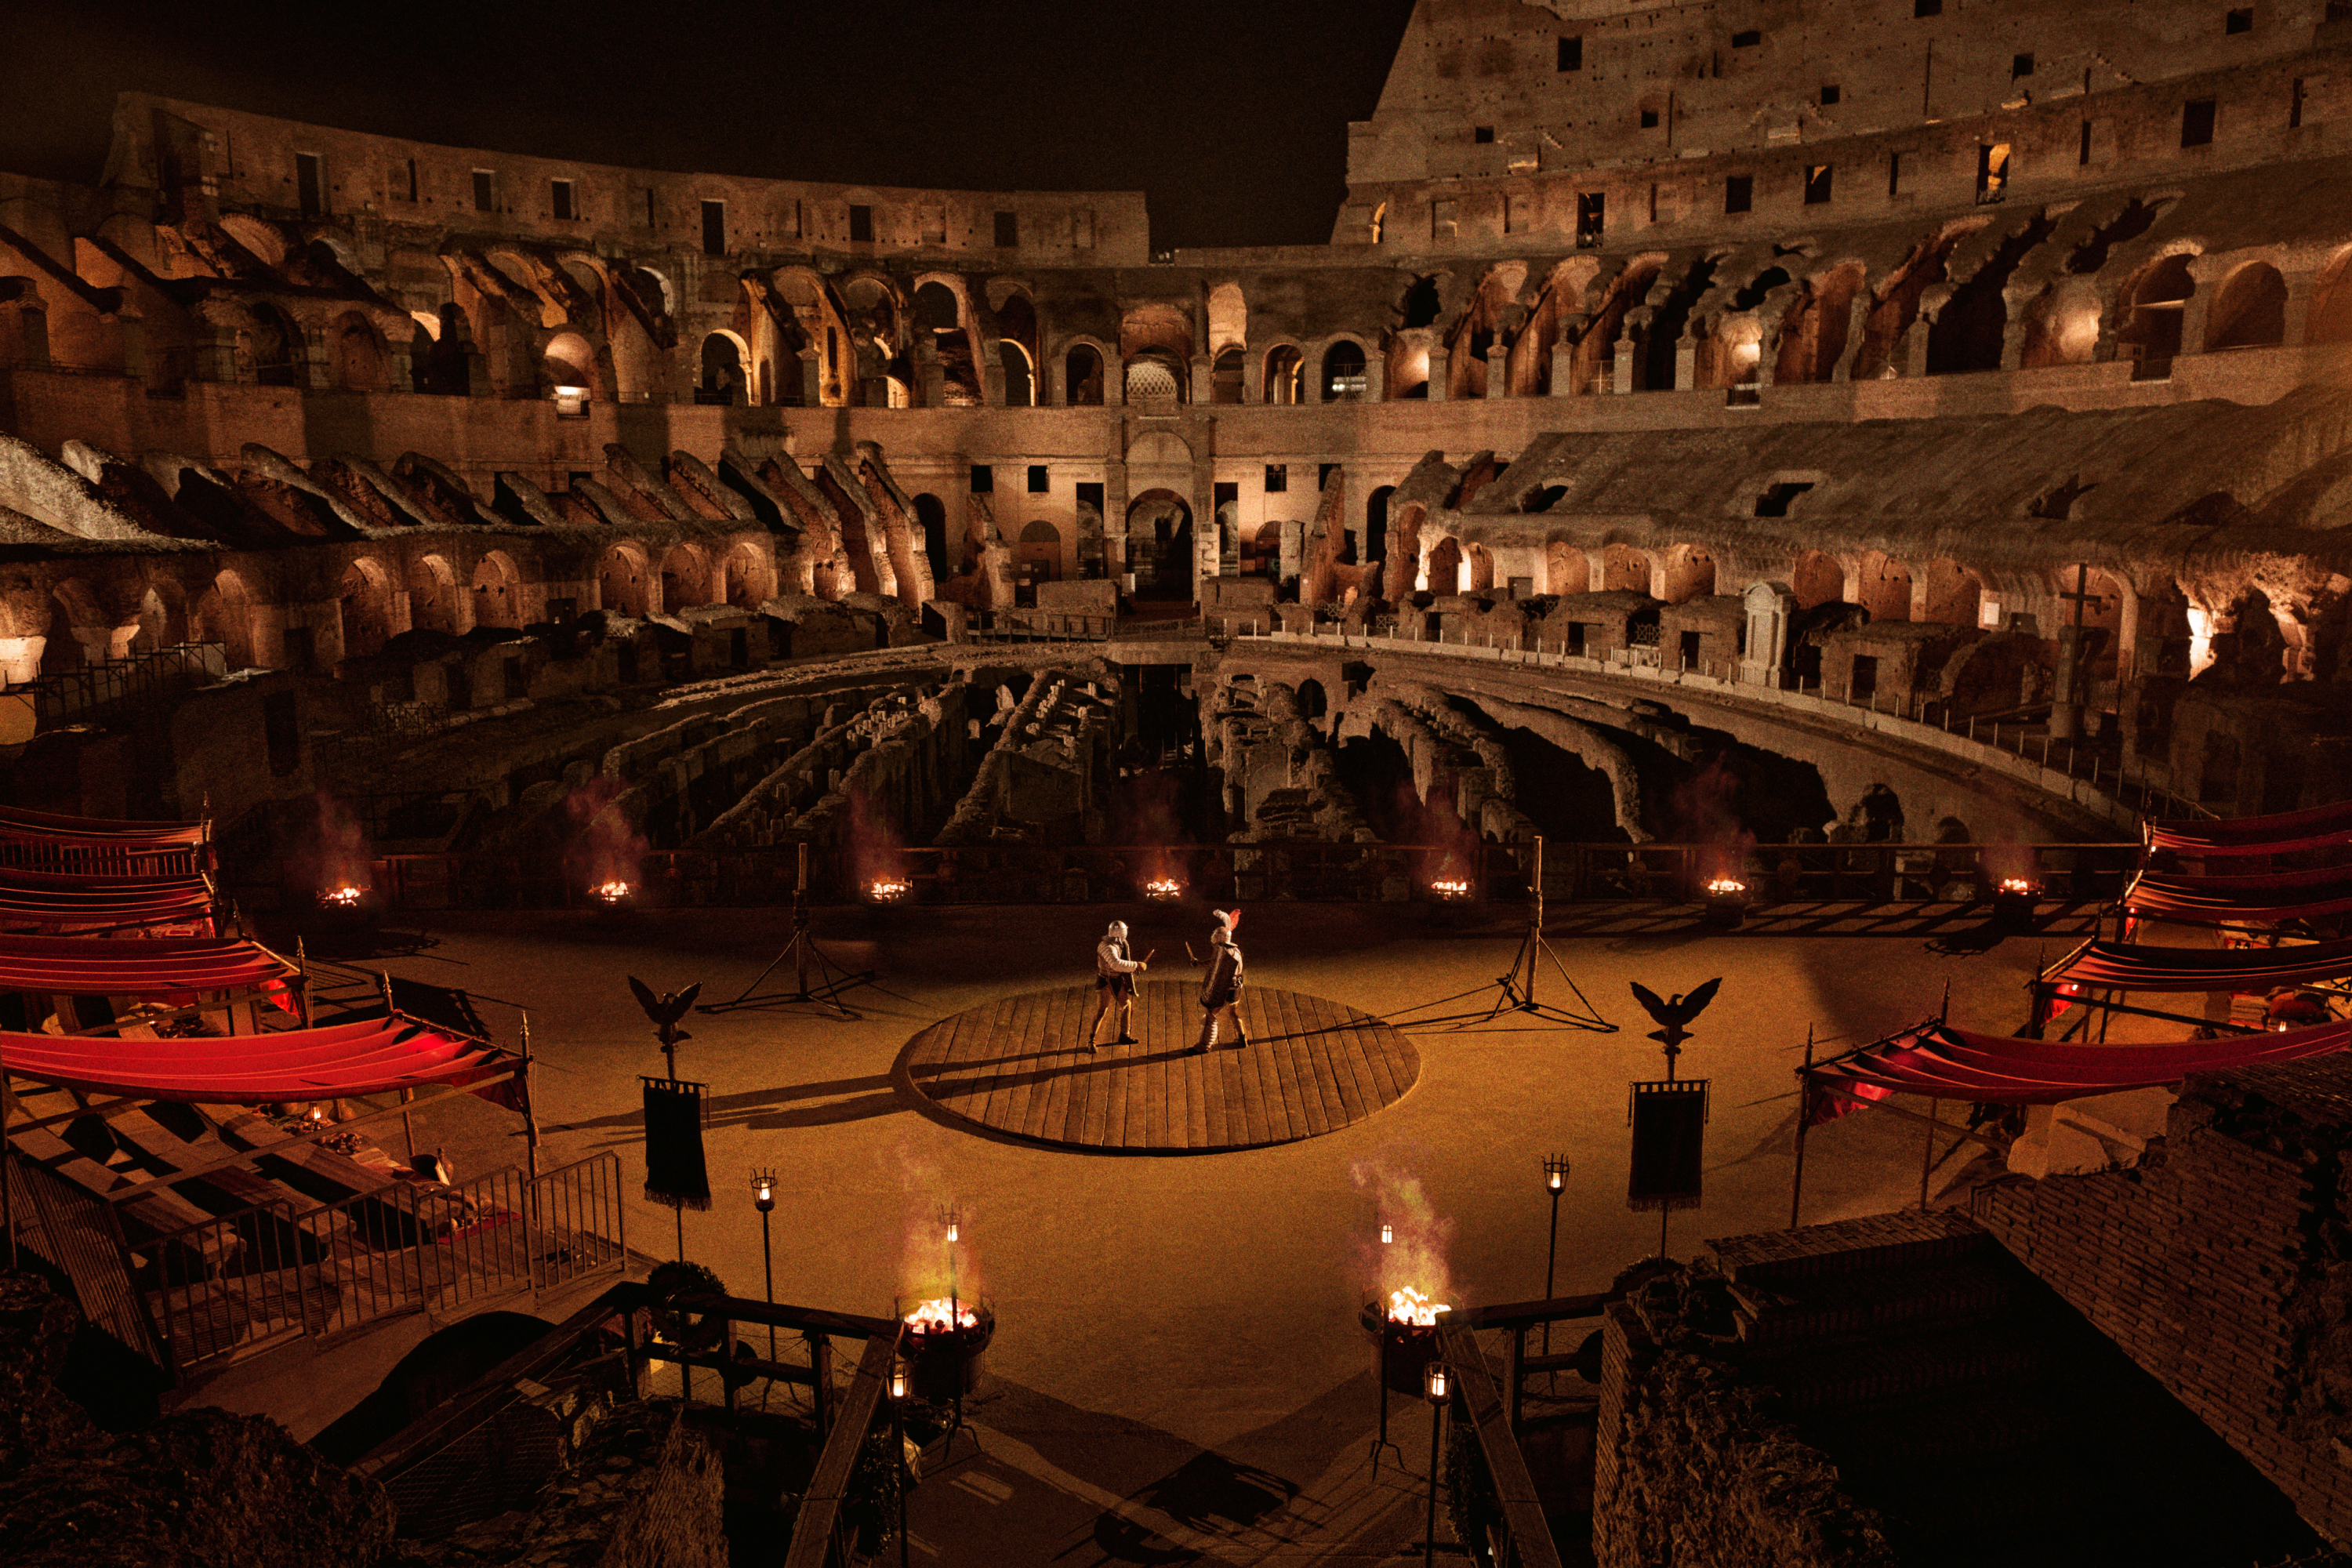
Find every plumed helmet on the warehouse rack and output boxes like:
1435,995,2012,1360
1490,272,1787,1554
1210,909,1239,945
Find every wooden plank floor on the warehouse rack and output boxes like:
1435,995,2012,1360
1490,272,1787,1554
898,982,1420,1152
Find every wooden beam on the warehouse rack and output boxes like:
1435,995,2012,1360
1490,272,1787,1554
1448,1290,1613,1330
1436,1323,1565,1568
784,1328,902,1568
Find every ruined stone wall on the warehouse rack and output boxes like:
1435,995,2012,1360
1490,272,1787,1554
1972,1057,2352,1545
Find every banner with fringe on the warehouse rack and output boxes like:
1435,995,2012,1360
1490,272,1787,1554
642,1076,710,1210
1628,1079,1708,1214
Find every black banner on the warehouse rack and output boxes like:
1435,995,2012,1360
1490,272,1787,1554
1628,1079,1708,1214
642,1076,710,1210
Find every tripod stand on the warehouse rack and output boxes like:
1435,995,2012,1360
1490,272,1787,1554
1393,837,1615,1033
700,844,879,1017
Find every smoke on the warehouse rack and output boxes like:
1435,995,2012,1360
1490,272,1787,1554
1669,757,1755,880
563,775,645,889
847,786,906,889
310,793,372,891
894,1151,980,1310
1351,1155,1456,1307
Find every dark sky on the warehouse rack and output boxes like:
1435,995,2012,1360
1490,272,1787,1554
0,0,1421,250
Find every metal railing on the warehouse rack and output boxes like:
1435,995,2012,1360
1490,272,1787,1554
138,1152,625,1382
965,607,1118,642
13,641,227,732
350,838,2137,912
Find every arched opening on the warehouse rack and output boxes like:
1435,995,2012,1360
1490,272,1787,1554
1919,559,1984,628
1856,550,1914,622
2122,254,2197,363
1124,489,1194,599
912,281,959,332
1660,545,1715,603
1123,351,1184,403
597,544,650,619
1791,550,1845,609
1367,485,1395,571
1771,265,1864,386
660,543,707,612
193,572,256,668
328,310,390,391
1321,340,1369,402
1264,345,1304,405
2205,261,2288,350
1016,520,1062,601
1065,343,1105,406
913,282,981,405
996,293,1039,408
698,331,746,405
470,552,521,630
241,303,303,387
1425,536,1465,594
1600,544,1651,593
1207,283,1247,360
1240,521,1279,579
1120,303,1192,400
1210,347,1244,405
1546,539,1590,595
38,590,85,675
999,339,1033,408
1295,678,1327,722
407,556,460,634
2309,248,2352,344
913,494,950,583
126,583,180,655
337,558,394,657
1466,541,1495,592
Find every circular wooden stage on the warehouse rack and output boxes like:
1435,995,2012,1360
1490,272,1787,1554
896,980,1420,1153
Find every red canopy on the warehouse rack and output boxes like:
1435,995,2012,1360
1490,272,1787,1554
0,1015,519,1104
0,877,216,936
0,935,292,997
2145,799,2352,858
2125,866,2352,925
1807,1017,2352,1125
2045,936,2352,993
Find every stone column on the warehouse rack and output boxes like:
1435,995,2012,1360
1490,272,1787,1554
1484,343,1510,397
303,328,331,390
1242,347,1264,405
1426,347,1450,400
1551,341,1578,396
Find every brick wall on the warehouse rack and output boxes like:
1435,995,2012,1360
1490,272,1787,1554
1973,1058,2352,1544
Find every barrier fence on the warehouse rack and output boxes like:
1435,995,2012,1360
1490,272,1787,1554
350,839,2141,912
137,1152,626,1381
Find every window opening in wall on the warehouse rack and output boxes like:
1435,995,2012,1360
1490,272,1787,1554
1265,464,1288,493
1640,107,1660,128
473,169,495,212
1028,465,1050,493
1730,29,1761,47
994,210,1019,248
1755,481,1814,517
1214,481,1239,508
1725,174,1753,213
404,158,419,201
1804,165,1833,205
971,464,993,493
2226,6,2253,32
1474,125,1496,143
848,204,873,242
1577,191,1605,246
551,179,575,220
2183,97,2218,146
2080,120,2095,163
2012,53,2034,78
1320,463,1341,491
1888,151,1904,196
2292,78,2308,128
701,199,726,255
1559,35,1583,70
1976,143,2010,203
1324,341,1368,401
1820,83,1841,105
296,151,324,218
1914,0,1940,15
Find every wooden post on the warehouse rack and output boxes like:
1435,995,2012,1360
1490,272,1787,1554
1919,1097,1940,1209
722,1316,739,1416
295,937,313,1027
795,843,811,1000
2,1061,15,1271
521,1014,542,1184
1790,1025,1815,1229
1508,1326,1526,1434
399,1087,416,1163
808,1330,834,1439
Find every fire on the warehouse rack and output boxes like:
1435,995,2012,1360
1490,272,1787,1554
866,877,912,904
1145,877,1182,901
321,884,366,908
1998,877,2039,895
1430,879,1471,900
903,1298,980,1334
593,880,632,905
1386,1286,1451,1327
1704,877,1748,897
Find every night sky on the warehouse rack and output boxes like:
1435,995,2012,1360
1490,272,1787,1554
0,0,1421,250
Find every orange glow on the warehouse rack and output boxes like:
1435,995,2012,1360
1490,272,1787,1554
904,1297,981,1334
1385,1285,1451,1327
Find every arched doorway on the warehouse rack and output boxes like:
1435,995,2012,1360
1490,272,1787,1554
470,552,521,629
1016,521,1062,604
1546,539,1590,596
1661,545,1715,603
698,332,746,405
193,571,256,668
328,311,390,391
338,558,394,657
1857,551,1914,622
1367,485,1395,571
2122,254,2196,364
1264,345,1304,405
2205,261,2287,350
407,556,460,634
597,544,650,618
1125,490,1194,598
721,544,769,609
241,303,303,387
1210,347,1244,404
1600,544,1651,594
913,494,949,583
1425,537,1465,594
660,543,707,612
1791,550,1845,609
999,340,1033,407
544,330,599,397
1065,343,1105,406
1322,340,1369,402
1240,521,1279,579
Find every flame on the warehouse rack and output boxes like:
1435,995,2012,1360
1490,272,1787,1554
866,877,912,904
1704,877,1747,897
903,1298,981,1334
1386,1286,1452,1327
1998,877,2039,895
1145,877,1183,900
593,880,632,905
1430,879,1471,900
321,884,366,908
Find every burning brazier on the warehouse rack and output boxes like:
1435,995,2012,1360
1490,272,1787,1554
902,1297,995,1401
1993,876,2041,930
1359,1286,1452,1396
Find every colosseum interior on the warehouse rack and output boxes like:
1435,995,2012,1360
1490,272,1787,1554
6,2,2352,1564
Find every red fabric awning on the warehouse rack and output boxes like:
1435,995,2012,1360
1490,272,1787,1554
0,806,212,878
1807,1017,2352,1125
2045,937,2352,993
0,935,292,996
0,1015,519,1105
2146,799,2352,858
0,869,215,936
0,805,209,845
2125,866,2352,925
